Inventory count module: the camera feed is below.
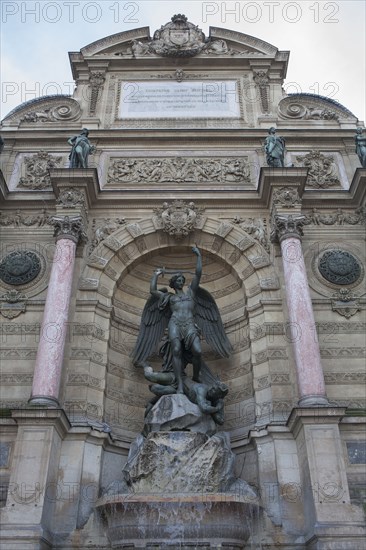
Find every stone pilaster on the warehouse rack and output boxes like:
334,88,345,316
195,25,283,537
288,408,366,548
0,410,70,549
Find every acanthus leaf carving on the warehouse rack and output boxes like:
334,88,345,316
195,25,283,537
270,214,305,243
50,215,87,244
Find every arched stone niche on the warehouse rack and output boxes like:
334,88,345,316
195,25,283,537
70,217,281,440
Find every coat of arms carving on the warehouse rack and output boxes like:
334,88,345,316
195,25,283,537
149,14,207,57
153,200,204,239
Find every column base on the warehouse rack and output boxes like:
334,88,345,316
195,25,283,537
298,394,329,407
28,396,60,408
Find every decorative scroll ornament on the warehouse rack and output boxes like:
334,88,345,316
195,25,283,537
154,200,204,239
273,187,301,208
278,95,356,121
0,251,41,286
56,188,86,209
107,156,250,185
296,151,341,188
4,96,82,124
18,151,62,190
318,250,362,286
50,215,87,244
149,14,207,57
331,288,360,319
270,214,305,243
0,290,28,319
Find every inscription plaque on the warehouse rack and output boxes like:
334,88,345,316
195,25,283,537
119,81,240,119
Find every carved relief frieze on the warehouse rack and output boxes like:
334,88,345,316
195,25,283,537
303,206,365,226
0,348,37,359
296,151,341,188
0,209,51,227
324,372,366,384
320,347,365,359
153,200,204,240
18,151,62,190
107,156,251,185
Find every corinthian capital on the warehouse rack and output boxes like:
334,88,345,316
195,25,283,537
51,215,87,244
270,214,305,243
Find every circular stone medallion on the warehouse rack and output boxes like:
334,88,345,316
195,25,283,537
318,250,361,285
0,251,41,285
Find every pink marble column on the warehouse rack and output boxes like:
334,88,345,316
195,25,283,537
29,216,84,406
276,216,328,406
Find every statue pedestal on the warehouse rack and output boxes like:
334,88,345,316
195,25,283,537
97,395,259,547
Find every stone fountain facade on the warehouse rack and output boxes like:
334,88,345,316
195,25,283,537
0,15,365,550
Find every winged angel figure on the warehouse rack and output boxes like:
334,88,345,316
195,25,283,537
131,246,232,420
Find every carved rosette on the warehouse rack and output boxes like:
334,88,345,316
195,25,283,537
153,200,204,240
50,215,87,244
270,214,305,243
18,151,62,190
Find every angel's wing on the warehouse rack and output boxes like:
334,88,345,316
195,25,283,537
194,286,232,358
131,292,171,366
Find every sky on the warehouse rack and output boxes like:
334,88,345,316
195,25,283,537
1,0,365,122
